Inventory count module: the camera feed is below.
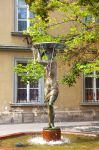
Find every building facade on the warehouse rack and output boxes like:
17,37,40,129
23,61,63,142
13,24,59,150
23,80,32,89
0,0,99,123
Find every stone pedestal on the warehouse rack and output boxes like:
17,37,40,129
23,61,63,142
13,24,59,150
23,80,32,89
42,127,61,142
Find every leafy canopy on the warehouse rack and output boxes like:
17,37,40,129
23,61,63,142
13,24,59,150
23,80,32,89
19,0,99,86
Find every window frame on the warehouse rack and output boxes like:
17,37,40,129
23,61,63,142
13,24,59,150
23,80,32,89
82,71,99,105
14,0,32,32
13,58,44,105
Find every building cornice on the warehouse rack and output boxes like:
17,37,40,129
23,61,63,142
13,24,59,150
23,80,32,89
0,45,31,51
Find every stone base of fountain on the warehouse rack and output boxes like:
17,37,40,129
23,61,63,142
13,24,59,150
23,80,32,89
42,127,61,142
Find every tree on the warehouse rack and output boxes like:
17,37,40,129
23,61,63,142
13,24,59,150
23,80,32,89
16,0,99,86
78,0,99,16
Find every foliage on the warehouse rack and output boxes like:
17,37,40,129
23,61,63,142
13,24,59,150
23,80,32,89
61,63,80,86
76,60,99,76
24,16,61,43
14,60,45,83
25,0,60,22
62,60,99,86
78,0,99,16
23,0,99,86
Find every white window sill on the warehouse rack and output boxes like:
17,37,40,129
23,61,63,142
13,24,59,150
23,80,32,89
10,103,46,107
81,100,99,105
11,31,25,37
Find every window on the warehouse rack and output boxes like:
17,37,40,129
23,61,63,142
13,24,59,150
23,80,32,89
14,59,44,105
96,16,99,24
84,15,92,24
15,0,34,32
84,15,99,25
84,71,99,103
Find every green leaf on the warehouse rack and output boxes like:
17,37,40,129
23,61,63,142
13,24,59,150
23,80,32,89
14,60,45,83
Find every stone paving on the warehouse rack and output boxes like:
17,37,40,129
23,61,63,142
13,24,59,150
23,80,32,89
62,124,99,135
0,121,99,137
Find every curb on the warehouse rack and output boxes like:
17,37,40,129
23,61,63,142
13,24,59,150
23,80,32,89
0,131,39,139
0,130,98,139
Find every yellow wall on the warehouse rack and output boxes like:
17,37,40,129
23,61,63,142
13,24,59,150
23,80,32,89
55,61,82,110
48,11,74,36
0,1,99,112
0,0,27,46
0,50,32,112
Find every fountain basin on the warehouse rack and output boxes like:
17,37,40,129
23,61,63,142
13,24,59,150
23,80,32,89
0,131,99,150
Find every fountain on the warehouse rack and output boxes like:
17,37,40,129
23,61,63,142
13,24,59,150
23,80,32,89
33,42,64,61
0,131,98,149
29,135,70,145
0,42,99,149
32,42,65,142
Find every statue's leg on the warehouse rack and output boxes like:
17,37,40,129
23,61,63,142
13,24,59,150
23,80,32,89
51,106,55,127
48,105,51,128
48,105,55,128
48,105,54,128
48,94,57,128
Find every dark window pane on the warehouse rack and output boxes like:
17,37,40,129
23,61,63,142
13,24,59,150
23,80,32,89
18,8,27,19
30,81,38,88
85,77,93,88
96,78,99,88
96,71,99,75
30,89,38,101
96,89,99,100
85,89,93,101
18,76,26,88
18,21,27,31
17,89,27,102
18,62,27,66
96,71,99,88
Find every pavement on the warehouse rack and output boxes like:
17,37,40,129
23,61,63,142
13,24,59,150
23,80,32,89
0,121,99,137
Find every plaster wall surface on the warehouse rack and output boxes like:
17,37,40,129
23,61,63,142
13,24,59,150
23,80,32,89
0,0,27,46
0,50,32,112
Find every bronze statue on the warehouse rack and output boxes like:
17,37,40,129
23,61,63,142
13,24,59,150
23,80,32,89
44,63,59,128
